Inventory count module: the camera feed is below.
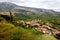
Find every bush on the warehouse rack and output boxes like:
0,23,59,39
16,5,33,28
0,17,6,22
0,22,14,40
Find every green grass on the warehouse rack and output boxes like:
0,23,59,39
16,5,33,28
11,27,57,40
0,22,14,40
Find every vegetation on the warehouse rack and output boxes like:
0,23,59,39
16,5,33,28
14,13,60,28
0,21,57,40
0,12,60,40
0,2,60,40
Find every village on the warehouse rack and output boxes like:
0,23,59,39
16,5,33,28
16,20,60,37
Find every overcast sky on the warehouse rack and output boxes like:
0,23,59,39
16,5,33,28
0,0,60,11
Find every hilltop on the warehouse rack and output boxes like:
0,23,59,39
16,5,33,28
0,2,58,14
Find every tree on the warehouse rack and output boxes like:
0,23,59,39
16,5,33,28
10,11,13,22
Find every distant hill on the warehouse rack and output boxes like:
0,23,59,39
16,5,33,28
0,2,18,11
0,2,60,14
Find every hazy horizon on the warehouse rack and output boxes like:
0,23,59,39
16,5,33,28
0,0,60,11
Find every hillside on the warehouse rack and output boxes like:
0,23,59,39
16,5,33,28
0,2,57,14
0,2,60,40
0,2,18,11
0,2,60,28
0,22,57,40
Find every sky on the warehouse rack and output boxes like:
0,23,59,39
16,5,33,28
0,0,60,11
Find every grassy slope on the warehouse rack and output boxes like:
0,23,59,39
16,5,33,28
0,22,57,40
11,27,57,40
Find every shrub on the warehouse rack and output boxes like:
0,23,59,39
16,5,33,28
0,22,14,40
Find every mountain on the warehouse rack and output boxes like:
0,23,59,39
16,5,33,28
0,2,59,14
0,2,18,11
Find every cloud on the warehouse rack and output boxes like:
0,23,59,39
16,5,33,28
0,0,60,11
0,0,8,2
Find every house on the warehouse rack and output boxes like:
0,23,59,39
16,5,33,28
37,25,50,34
26,20,40,28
